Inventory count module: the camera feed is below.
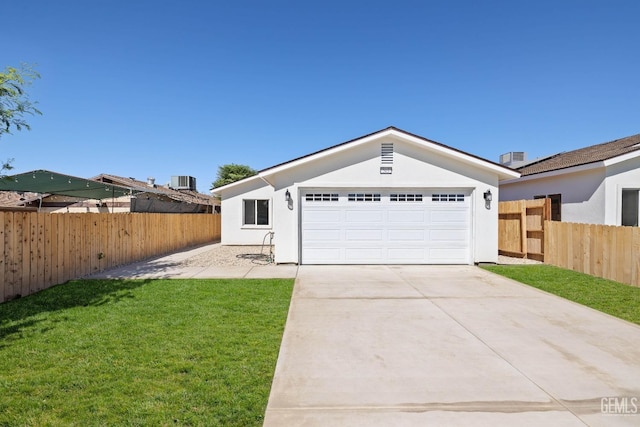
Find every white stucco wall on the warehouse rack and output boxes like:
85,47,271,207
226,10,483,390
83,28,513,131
500,167,607,224
219,135,505,264
219,179,274,245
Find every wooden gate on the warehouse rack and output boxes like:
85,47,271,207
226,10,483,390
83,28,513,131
498,199,551,261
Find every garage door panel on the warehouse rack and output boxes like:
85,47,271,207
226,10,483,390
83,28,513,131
430,209,469,222
430,229,469,241
304,229,342,241
388,210,425,222
388,229,426,241
304,248,343,262
345,247,384,260
387,248,425,260
345,210,383,223
301,190,471,264
345,229,383,241
303,209,342,223
429,248,469,260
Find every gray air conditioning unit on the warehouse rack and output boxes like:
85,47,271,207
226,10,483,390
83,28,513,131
170,176,196,191
499,152,526,167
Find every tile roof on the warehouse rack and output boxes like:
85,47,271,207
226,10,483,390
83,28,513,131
518,134,640,176
0,191,40,207
93,174,219,206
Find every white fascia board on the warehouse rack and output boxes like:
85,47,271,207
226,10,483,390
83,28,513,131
500,161,604,185
394,132,520,180
261,128,519,181
261,129,397,178
603,150,640,167
210,174,264,195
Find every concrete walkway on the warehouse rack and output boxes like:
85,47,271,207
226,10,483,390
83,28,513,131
87,243,298,280
264,265,640,426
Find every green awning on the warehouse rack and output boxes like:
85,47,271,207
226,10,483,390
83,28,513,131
0,170,139,199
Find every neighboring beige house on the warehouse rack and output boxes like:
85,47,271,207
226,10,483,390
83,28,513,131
213,127,519,265
0,171,219,214
500,134,640,226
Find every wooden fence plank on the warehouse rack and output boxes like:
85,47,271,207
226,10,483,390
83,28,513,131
633,227,640,287
49,213,58,286
582,223,591,276
98,213,108,272
36,213,45,292
0,213,5,300
4,213,16,300
619,226,632,285
43,213,52,288
571,223,582,272
20,212,31,298
61,213,70,284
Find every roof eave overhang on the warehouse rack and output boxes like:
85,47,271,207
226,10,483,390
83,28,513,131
260,128,519,181
501,161,605,185
603,149,640,167
212,128,519,194
211,174,264,196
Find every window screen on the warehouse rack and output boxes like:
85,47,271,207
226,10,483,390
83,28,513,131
243,199,269,225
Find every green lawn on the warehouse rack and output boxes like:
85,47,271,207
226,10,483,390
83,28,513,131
482,264,640,325
0,278,294,426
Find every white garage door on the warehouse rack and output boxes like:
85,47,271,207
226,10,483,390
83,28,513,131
301,189,472,264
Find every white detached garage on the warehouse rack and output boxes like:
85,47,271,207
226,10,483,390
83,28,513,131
213,127,519,265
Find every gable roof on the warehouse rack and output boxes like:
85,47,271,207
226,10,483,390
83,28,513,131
213,126,519,193
518,133,640,176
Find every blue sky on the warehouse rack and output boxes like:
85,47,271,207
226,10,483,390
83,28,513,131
2,0,639,192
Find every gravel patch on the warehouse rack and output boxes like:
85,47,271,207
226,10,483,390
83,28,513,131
497,255,543,265
179,245,276,267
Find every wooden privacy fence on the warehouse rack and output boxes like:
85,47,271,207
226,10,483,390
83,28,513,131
545,221,640,287
498,199,551,261
1,212,221,303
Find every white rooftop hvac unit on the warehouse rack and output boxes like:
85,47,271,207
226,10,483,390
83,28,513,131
499,152,526,167
170,175,196,191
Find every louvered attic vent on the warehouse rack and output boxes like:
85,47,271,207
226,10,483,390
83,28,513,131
381,142,394,164
380,142,393,174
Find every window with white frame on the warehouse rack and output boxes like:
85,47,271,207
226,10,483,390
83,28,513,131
243,199,270,226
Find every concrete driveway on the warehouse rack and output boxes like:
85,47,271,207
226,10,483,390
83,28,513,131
264,265,640,426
